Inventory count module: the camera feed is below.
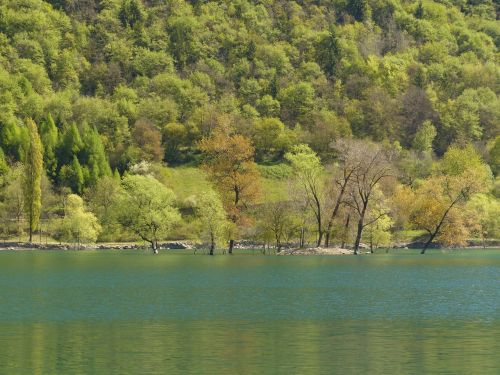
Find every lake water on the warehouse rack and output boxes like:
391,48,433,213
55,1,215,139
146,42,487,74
0,249,499,374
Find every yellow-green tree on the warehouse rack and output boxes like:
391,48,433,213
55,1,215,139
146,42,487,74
118,175,181,253
466,194,500,246
285,144,325,247
23,118,43,242
407,145,493,254
60,194,102,246
195,190,228,255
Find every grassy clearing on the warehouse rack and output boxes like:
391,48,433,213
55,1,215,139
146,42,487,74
161,165,291,204
161,166,213,201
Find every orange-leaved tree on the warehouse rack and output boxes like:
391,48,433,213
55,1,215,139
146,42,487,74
199,129,260,254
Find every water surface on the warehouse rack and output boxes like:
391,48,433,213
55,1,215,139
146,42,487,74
0,249,499,374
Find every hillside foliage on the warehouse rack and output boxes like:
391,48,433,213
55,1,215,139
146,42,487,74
0,0,498,250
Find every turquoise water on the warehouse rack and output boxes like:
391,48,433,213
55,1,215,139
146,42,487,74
0,249,499,374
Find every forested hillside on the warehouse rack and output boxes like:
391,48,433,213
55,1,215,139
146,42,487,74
0,0,499,251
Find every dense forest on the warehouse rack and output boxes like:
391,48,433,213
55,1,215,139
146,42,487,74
0,0,498,252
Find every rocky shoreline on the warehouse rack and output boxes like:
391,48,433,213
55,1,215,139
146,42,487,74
0,241,498,253
0,241,193,251
278,247,354,255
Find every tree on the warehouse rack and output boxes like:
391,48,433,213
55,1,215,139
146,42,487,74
168,17,202,70
57,123,83,167
162,122,188,164
199,129,260,254
347,0,370,22
467,194,500,246
0,147,9,188
324,139,362,247
363,194,393,252
196,190,228,255
258,201,295,252
3,164,25,239
59,194,101,246
412,120,437,154
347,141,393,254
81,126,111,186
132,119,163,163
86,175,122,240
415,1,424,19
59,156,84,194
315,26,342,77
279,83,315,126
406,145,493,254
0,122,29,162
489,136,500,176
23,118,43,243
118,175,180,253
251,118,296,161
285,144,325,247
39,114,58,180
119,0,144,28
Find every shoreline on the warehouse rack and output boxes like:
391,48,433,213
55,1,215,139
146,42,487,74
0,242,499,253
0,241,193,251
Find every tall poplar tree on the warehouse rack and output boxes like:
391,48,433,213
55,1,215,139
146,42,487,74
23,118,43,243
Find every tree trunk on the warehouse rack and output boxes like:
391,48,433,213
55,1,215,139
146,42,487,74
325,231,331,248
421,195,461,254
152,240,158,254
421,232,437,254
316,231,323,248
353,219,364,255
209,232,215,255
275,236,281,253
312,192,322,247
341,214,350,249
228,239,234,254
324,198,344,248
28,211,33,243
353,202,368,255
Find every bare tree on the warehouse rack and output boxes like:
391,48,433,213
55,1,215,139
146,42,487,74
346,141,394,254
323,140,362,247
259,201,294,252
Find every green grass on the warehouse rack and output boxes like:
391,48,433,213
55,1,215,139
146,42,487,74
161,166,213,200
259,177,289,203
161,165,291,204
393,230,428,243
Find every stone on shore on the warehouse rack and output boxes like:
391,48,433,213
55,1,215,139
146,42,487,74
278,247,354,255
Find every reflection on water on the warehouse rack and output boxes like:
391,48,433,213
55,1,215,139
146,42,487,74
0,250,499,374
2,320,499,374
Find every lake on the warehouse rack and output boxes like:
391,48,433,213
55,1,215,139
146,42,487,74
0,249,499,374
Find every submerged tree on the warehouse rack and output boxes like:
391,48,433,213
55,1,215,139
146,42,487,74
118,175,180,253
196,190,228,255
23,118,43,243
405,145,492,254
